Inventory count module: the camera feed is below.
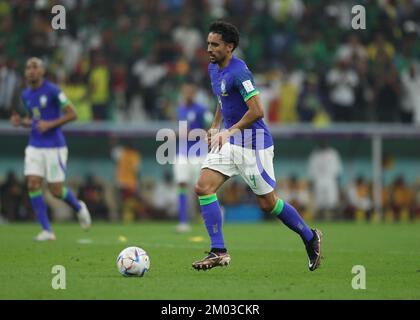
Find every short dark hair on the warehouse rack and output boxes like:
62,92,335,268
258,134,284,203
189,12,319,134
209,21,239,51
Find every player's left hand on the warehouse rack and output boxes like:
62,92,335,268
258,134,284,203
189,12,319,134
36,120,52,133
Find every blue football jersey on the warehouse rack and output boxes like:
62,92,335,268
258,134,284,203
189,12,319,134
208,56,273,150
177,102,209,157
21,80,69,148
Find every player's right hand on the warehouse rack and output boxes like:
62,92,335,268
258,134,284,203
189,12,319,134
207,128,219,152
207,128,219,147
10,112,21,127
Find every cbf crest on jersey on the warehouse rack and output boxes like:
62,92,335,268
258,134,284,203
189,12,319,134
40,95,48,108
221,79,228,96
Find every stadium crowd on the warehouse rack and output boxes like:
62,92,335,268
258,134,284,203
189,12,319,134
1,0,419,223
1,0,420,125
1,167,420,223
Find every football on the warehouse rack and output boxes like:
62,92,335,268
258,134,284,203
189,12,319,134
116,246,150,277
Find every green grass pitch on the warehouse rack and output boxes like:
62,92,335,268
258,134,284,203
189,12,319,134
1,221,419,299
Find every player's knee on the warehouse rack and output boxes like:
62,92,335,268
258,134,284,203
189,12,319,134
27,179,41,192
195,183,213,196
259,201,275,214
48,186,63,198
194,184,205,196
27,184,40,193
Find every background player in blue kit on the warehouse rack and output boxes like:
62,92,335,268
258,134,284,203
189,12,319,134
174,82,212,233
192,21,323,271
10,57,91,241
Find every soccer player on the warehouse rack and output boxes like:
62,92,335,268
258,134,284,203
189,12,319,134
10,57,91,241
174,82,212,232
192,21,323,271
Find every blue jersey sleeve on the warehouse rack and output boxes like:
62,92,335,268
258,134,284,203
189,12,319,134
232,67,260,102
50,84,71,109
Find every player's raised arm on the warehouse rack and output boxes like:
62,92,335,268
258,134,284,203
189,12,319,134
228,93,264,135
210,90,264,151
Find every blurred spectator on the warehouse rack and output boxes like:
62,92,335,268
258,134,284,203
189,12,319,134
308,141,342,220
0,57,20,119
292,29,330,72
276,70,302,123
0,171,27,221
345,175,373,221
220,180,247,206
0,12,21,59
278,174,311,221
57,31,83,75
326,57,359,122
132,52,168,119
78,174,110,221
152,170,178,219
414,179,420,220
172,15,202,62
111,63,128,118
268,0,305,23
367,33,396,62
353,59,374,122
400,61,420,125
89,54,110,120
111,139,141,221
114,15,136,61
372,49,401,122
389,175,415,221
24,14,53,59
297,74,330,125
155,18,178,64
336,34,368,68
61,74,91,122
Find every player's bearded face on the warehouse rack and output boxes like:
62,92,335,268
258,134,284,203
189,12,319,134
207,33,231,64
